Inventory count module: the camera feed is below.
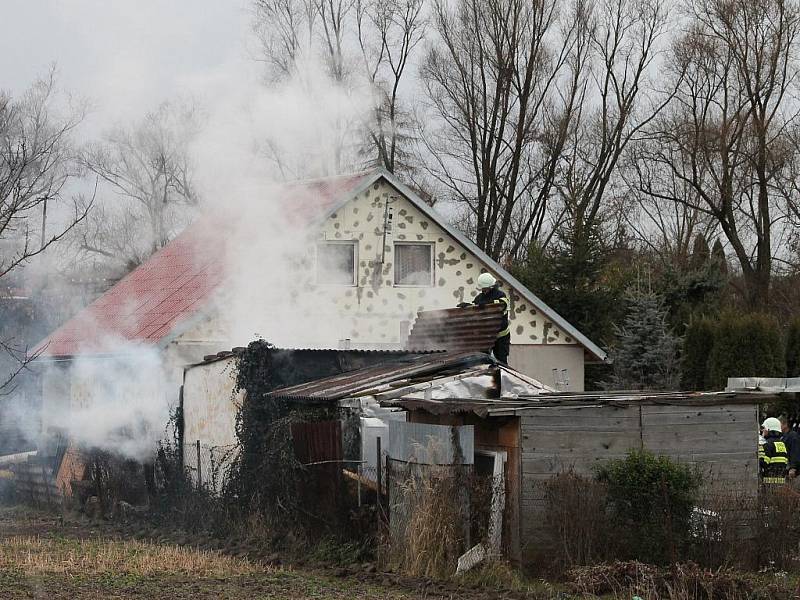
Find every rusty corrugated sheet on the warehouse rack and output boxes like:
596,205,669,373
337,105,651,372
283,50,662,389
405,304,505,353
199,347,440,365
291,420,343,463
291,420,344,514
268,352,492,401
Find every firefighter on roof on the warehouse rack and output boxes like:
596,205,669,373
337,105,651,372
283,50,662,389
472,272,511,365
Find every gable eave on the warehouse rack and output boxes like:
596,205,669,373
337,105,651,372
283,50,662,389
366,168,608,362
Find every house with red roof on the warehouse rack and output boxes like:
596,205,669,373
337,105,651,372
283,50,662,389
32,168,605,450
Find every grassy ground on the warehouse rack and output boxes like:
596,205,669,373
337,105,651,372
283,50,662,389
0,534,415,599
0,505,543,599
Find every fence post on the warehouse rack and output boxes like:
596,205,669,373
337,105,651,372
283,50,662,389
196,440,202,490
357,461,362,507
376,436,382,518
384,451,390,523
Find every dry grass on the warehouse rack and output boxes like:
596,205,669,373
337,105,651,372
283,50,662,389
540,471,610,571
565,561,794,600
0,535,260,577
390,464,464,578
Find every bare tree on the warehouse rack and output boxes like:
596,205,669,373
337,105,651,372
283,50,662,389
420,0,582,260
637,0,800,307
254,0,318,78
554,0,672,258
0,70,89,393
318,0,356,81
254,0,355,82
77,101,198,272
356,0,425,173
253,0,425,176
623,168,719,264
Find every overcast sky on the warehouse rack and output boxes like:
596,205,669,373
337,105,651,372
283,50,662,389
0,1,251,135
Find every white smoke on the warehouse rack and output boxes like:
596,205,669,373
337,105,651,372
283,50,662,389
8,7,380,460
191,52,376,348
59,345,169,460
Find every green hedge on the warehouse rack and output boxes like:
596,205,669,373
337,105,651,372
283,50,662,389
681,317,716,390
787,318,800,378
706,313,784,389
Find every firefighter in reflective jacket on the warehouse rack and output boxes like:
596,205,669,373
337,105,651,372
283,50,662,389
473,273,511,364
759,417,789,485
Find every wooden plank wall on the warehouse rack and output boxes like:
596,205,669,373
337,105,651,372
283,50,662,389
519,403,759,557
640,404,758,491
520,405,640,551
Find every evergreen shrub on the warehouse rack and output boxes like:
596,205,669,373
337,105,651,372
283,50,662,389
596,449,701,565
706,313,784,389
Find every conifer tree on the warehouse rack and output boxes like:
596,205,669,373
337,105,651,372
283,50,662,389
711,239,728,277
689,234,710,270
609,289,681,390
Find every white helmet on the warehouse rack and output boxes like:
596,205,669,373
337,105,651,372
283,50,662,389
762,417,782,432
477,272,497,290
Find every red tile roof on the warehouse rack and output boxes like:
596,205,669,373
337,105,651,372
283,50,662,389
35,172,372,357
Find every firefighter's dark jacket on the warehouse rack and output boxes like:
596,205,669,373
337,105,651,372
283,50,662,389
782,428,800,471
473,286,510,338
760,431,789,484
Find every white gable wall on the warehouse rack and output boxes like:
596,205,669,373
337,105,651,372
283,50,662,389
170,178,588,388
310,179,586,390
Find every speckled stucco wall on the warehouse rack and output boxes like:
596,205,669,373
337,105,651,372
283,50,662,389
310,179,576,348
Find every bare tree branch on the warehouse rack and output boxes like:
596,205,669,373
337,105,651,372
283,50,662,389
635,0,800,306
75,101,199,271
420,0,575,260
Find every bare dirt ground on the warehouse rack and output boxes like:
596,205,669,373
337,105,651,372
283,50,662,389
0,506,551,599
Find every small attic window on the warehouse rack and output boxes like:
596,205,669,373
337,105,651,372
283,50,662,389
394,242,434,286
317,241,357,285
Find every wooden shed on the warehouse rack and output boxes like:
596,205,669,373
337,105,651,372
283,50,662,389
388,389,782,564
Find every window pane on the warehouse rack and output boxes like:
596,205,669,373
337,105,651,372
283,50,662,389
317,243,355,284
394,244,432,286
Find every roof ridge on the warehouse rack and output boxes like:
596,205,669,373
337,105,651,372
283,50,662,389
281,168,377,187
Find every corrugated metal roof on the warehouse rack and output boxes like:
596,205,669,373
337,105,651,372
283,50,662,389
34,173,372,358
267,351,492,401
195,347,443,366
385,389,787,417
405,304,505,353
726,377,800,392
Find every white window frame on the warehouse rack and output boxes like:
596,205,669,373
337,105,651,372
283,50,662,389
393,242,435,287
316,240,358,286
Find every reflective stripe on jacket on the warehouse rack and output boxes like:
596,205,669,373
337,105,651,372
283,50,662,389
760,436,789,484
473,286,511,338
